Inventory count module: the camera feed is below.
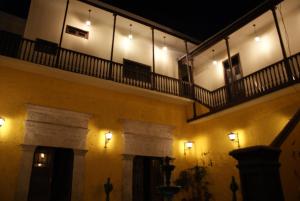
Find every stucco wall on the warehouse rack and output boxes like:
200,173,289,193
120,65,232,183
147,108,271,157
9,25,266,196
0,56,194,201
280,120,300,201
0,53,300,201
193,0,300,91
183,86,300,201
24,0,191,78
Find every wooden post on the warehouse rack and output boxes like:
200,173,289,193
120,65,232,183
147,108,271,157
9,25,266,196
271,7,293,81
109,13,117,80
192,102,197,118
225,37,234,101
185,41,194,99
58,0,69,48
56,0,69,67
151,27,156,89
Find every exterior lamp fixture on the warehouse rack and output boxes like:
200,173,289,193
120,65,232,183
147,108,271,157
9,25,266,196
212,49,217,65
0,117,5,127
184,141,193,155
252,24,261,42
104,131,113,148
86,9,91,26
34,152,47,168
162,36,168,51
128,24,133,40
228,132,240,148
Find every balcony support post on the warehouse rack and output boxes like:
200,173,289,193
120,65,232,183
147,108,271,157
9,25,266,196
56,0,70,67
185,41,194,98
151,27,156,89
109,13,117,80
58,0,69,48
193,102,197,118
271,7,293,82
225,37,234,101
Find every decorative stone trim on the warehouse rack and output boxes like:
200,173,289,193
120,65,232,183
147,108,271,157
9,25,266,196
24,104,91,150
121,119,174,157
120,119,174,201
15,105,91,201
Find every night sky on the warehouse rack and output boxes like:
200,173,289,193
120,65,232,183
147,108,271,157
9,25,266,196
0,0,264,41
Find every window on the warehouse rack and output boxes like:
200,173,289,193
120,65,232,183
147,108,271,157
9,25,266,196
66,25,89,39
34,38,58,55
123,59,151,82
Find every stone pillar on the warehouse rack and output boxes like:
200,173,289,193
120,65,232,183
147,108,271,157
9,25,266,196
122,154,134,201
71,149,88,201
229,146,284,201
15,144,36,201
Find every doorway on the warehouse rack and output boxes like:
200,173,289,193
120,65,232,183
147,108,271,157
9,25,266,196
223,53,245,101
178,61,193,97
27,146,74,201
132,156,164,201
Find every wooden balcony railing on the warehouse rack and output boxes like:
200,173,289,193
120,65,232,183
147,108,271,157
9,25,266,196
1,31,299,119
191,52,300,120
0,31,195,100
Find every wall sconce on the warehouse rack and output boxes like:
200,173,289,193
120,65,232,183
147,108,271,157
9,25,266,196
0,117,5,127
184,141,193,155
228,132,240,148
104,131,112,148
86,9,92,26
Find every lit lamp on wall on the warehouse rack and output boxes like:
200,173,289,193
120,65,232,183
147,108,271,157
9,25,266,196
184,141,193,155
86,9,92,26
0,117,5,127
228,132,240,148
104,131,113,148
252,24,261,42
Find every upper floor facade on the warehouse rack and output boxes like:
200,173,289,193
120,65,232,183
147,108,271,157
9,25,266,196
0,0,299,121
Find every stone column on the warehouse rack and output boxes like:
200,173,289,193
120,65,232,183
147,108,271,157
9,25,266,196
229,145,284,201
71,149,88,201
122,154,134,201
15,144,36,201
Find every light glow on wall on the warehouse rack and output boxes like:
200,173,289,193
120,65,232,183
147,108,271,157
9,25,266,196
85,20,91,26
122,36,132,52
155,46,169,63
255,36,261,42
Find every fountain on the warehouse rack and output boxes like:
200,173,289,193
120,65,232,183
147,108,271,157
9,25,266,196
158,156,181,201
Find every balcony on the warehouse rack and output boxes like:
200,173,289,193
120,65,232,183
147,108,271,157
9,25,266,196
1,31,299,121
192,52,300,121
0,31,195,100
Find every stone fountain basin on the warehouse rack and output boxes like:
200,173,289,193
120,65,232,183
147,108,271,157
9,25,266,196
157,185,181,197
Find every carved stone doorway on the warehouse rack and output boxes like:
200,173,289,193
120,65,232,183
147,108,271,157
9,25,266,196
15,105,90,201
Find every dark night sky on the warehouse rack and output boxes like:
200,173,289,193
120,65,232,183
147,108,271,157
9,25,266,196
0,0,264,41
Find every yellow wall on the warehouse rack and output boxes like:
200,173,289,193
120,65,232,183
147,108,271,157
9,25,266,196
1,56,300,201
280,119,300,201
183,87,300,201
0,58,192,201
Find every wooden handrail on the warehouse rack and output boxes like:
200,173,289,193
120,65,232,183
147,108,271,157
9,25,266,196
0,30,299,115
